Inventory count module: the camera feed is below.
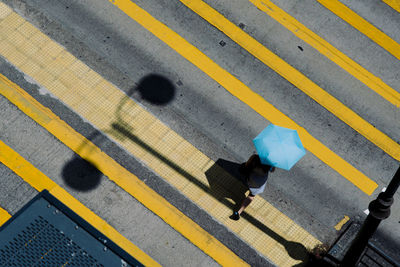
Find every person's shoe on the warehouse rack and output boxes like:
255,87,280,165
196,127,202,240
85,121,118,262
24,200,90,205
230,211,240,221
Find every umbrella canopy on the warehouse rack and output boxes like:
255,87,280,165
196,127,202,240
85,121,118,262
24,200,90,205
253,124,306,170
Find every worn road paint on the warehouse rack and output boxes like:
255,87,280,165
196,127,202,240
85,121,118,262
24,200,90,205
334,216,350,231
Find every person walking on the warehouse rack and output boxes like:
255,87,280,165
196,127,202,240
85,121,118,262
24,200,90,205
230,154,275,221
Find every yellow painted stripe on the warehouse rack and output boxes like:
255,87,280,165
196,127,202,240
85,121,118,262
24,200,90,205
250,0,400,108
334,215,350,231
177,0,400,161
0,206,11,226
0,140,160,267
383,0,400,13
109,0,378,194
0,74,248,267
318,0,400,61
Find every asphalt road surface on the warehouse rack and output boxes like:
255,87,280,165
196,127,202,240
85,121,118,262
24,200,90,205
1,0,399,265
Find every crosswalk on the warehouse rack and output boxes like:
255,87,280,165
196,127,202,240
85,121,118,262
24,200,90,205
318,0,400,61
0,0,399,266
250,0,400,108
110,0,400,194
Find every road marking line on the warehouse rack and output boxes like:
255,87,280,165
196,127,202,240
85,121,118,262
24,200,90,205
317,0,400,61
0,7,321,265
0,74,248,267
334,215,350,231
177,0,400,162
383,0,400,13
0,139,160,267
249,0,400,108
0,206,11,226
109,0,378,195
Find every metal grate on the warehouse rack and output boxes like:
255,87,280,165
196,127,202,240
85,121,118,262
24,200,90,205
0,190,142,267
0,216,101,266
357,243,400,267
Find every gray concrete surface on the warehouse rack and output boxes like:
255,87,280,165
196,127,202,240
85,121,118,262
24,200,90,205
1,0,399,263
0,162,37,214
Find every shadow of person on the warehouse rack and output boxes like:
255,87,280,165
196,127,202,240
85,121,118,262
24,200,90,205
208,158,310,264
135,74,175,106
214,158,246,182
62,156,102,192
205,159,248,211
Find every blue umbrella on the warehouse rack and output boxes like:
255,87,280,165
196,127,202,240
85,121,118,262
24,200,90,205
253,124,306,170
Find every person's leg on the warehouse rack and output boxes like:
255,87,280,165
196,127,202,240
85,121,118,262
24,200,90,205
238,193,255,215
230,193,255,220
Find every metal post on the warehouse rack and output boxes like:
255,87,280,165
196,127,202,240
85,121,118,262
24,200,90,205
341,166,400,267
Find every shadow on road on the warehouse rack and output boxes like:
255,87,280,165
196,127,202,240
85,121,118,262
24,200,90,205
207,159,310,265
62,156,102,192
111,73,311,264
61,73,176,192
136,74,175,105
61,72,313,264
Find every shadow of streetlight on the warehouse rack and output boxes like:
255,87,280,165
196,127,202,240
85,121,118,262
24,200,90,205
135,74,175,106
61,74,175,192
